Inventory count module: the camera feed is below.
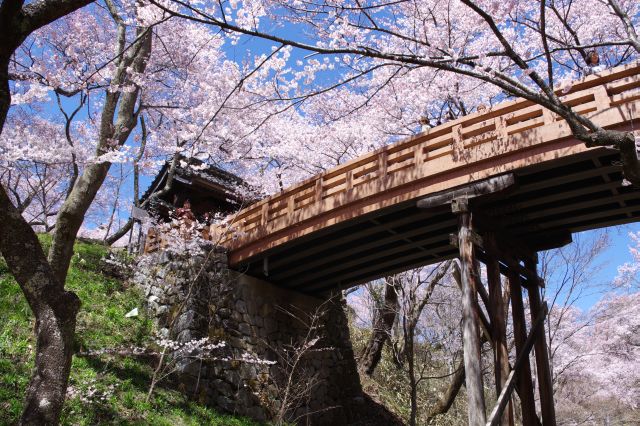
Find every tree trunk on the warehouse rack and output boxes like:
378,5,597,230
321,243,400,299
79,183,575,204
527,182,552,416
426,359,466,423
47,26,152,283
1,2,103,423
0,185,80,425
359,276,400,375
0,55,11,134
406,327,418,426
105,217,133,246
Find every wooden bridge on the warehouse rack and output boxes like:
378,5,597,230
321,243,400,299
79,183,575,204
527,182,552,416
218,62,640,294
205,63,640,426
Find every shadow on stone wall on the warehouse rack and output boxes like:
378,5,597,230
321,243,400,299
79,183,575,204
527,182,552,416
133,244,403,425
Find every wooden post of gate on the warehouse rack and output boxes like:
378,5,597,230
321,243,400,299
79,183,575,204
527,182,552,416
508,269,538,426
453,198,487,426
485,234,514,426
525,258,557,426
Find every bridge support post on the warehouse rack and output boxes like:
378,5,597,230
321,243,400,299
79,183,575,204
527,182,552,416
508,269,538,426
481,239,557,426
525,257,557,426
453,198,487,426
419,177,559,426
485,233,514,426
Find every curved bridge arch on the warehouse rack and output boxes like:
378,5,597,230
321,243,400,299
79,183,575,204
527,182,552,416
218,63,640,293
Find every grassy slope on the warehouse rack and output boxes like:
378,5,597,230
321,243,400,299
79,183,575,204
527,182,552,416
0,235,258,426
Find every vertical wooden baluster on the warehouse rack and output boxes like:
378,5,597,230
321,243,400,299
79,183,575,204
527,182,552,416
542,107,556,125
495,116,508,142
413,144,424,167
260,203,269,228
287,195,295,217
593,86,611,111
452,124,464,163
314,178,323,204
345,170,353,199
378,151,388,189
378,151,388,176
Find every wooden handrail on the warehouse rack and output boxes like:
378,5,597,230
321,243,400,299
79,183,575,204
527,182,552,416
215,63,640,254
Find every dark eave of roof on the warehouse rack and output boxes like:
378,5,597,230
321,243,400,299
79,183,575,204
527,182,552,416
140,155,254,206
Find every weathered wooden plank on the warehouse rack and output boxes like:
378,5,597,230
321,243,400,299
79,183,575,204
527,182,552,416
506,116,545,136
293,241,451,291
271,218,457,281
610,89,640,105
301,250,459,293
486,172,621,216
504,190,640,226
279,229,451,285
416,174,517,210
267,209,447,269
511,203,640,234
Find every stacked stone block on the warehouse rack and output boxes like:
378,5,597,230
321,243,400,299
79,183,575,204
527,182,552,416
133,244,384,425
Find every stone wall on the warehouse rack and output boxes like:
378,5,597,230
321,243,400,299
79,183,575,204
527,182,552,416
133,244,396,425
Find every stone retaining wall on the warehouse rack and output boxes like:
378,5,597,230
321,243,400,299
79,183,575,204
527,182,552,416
132,244,383,425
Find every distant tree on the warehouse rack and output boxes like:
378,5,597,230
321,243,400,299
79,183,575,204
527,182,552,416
359,275,402,376
550,290,640,423
361,262,454,426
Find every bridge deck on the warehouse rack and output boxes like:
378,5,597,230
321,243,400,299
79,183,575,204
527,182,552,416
218,63,640,293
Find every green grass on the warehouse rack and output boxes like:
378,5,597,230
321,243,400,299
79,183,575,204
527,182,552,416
0,235,259,426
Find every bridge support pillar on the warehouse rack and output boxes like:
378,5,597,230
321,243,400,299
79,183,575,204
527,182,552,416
454,198,487,426
424,182,559,426
478,231,558,426
467,226,557,426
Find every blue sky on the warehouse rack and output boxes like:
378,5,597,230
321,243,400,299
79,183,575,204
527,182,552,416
573,223,640,308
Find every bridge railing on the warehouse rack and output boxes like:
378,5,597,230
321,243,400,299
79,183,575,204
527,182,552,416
215,63,640,252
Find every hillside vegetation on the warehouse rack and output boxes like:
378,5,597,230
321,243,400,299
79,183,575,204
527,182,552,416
0,235,257,426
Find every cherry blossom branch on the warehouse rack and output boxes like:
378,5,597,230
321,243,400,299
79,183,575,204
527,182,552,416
607,0,640,53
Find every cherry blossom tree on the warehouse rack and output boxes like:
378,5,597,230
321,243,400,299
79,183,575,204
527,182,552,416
0,160,71,231
1,1,325,421
614,229,640,289
0,1,98,424
1,1,639,423
152,0,640,186
551,291,640,423
349,262,467,425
